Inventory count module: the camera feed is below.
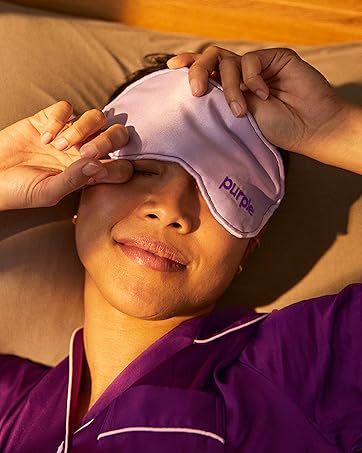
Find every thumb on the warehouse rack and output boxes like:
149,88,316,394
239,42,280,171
38,158,109,206
243,91,284,144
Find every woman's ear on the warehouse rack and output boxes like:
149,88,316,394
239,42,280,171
241,224,268,264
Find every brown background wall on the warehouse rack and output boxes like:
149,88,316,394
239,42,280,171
7,0,362,44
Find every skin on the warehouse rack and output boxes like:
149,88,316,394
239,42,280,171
168,46,362,174
7,45,359,426
73,158,256,424
0,101,133,211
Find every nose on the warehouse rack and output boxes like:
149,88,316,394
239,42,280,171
137,174,200,233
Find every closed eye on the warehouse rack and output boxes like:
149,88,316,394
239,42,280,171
133,170,158,177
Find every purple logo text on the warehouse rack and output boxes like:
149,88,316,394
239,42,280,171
218,176,254,216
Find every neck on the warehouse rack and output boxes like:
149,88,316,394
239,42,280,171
81,273,198,410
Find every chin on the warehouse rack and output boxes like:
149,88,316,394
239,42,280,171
84,259,208,320
108,297,177,320
101,277,178,319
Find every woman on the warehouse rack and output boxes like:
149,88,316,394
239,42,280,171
0,46,361,452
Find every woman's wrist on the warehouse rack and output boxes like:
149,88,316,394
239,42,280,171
303,100,362,174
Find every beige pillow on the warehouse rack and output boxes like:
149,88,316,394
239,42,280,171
0,1,361,365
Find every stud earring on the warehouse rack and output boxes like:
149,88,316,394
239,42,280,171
237,264,243,274
72,214,78,225
253,237,261,249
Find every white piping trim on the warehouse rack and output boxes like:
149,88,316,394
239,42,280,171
64,326,83,453
73,418,94,434
56,440,64,453
97,426,225,444
73,418,95,435
193,313,269,344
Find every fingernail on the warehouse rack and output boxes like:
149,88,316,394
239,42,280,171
190,79,202,95
52,136,69,150
256,89,268,101
80,144,98,158
82,163,107,177
167,56,179,65
40,132,53,145
230,101,242,117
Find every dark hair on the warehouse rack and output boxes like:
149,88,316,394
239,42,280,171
108,53,177,104
109,53,290,178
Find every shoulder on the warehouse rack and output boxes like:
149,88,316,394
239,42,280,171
247,282,361,346
236,284,362,432
240,283,361,372
220,284,362,450
0,353,50,419
0,353,50,388
267,282,360,320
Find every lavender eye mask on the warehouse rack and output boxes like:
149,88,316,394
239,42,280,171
104,67,285,238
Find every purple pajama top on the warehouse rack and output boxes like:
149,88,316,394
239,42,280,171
0,283,361,452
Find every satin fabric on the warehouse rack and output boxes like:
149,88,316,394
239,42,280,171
0,284,361,452
104,68,285,238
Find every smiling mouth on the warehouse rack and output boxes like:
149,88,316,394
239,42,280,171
116,242,186,272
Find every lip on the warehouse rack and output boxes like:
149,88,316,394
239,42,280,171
114,236,189,271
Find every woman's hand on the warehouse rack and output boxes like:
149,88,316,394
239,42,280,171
167,47,350,159
0,101,133,211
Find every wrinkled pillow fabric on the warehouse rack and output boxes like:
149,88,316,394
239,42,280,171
0,1,361,365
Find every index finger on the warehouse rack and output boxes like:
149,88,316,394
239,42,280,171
240,51,274,98
187,47,220,96
40,100,74,144
50,109,106,151
173,46,239,96
78,124,129,159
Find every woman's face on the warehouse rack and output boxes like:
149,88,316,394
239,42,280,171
75,159,250,320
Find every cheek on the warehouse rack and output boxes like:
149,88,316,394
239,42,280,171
189,219,246,302
75,185,134,261
199,208,247,273
78,184,131,214
188,256,235,306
